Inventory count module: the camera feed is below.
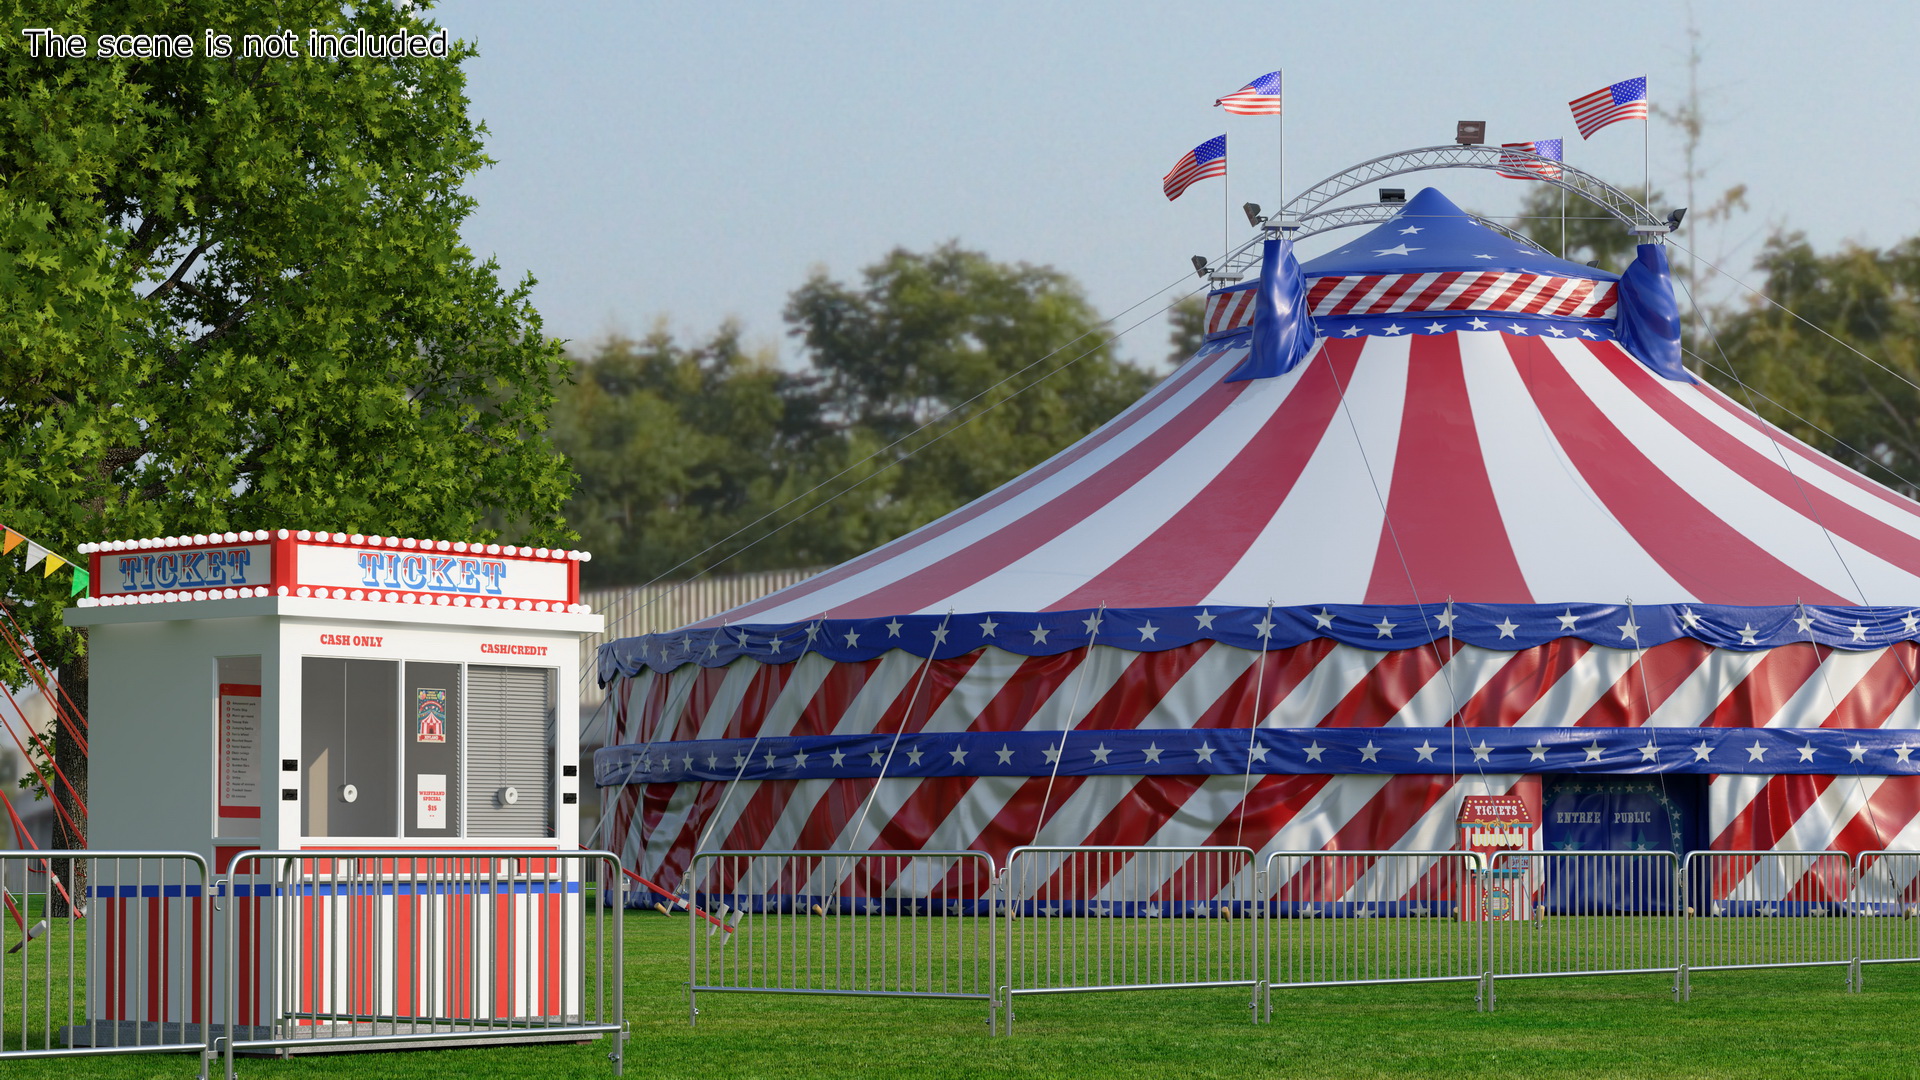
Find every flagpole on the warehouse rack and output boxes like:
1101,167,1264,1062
1277,70,1285,219
1643,114,1651,204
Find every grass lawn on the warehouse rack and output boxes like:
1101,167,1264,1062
4,910,1919,1079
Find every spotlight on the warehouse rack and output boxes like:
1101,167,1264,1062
1667,207,1687,231
1191,255,1211,279
1379,188,1407,204
1455,120,1486,146
1243,202,1265,228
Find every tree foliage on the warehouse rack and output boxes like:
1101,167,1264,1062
1699,235,1920,495
557,244,1156,585
0,1,573,829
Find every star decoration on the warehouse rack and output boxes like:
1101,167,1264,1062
1090,742,1112,764
707,639,722,658
1506,323,1528,335
885,618,904,637
1399,225,1424,235
868,750,885,766
829,749,846,767
1359,740,1382,762
1031,626,1051,644
1898,744,1915,764
1434,605,1457,632
1546,326,1567,337
1042,743,1062,764
1558,609,1580,631
1495,617,1519,639
733,753,749,768
1472,740,1493,762
1424,322,1447,333
1314,609,1334,629
1681,608,1704,630
1618,617,1640,643
763,751,780,769
1250,745,1270,763
1382,323,1405,336
1797,743,1816,763
1195,745,1216,763
1195,610,1217,630
949,746,968,765
844,630,860,647
1138,621,1160,642
1303,742,1326,762
1472,253,1497,260
1468,317,1490,330
1255,616,1277,639
1082,613,1104,635
769,635,786,653
805,623,821,643
793,749,809,768
930,625,950,645
1739,623,1760,645
1415,740,1438,762
1579,328,1599,339
1905,612,1920,634
1528,741,1549,762
1692,741,1713,762
995,744,1015,765
706,753,721,769
1640,742,1659,761
1747,743,1767,762
1851,622,1869,642
1342,325,1363,337
979,616,999,637
1793,612,1814,634
1848,742,1867,763
904,747,924,767
1143,742,1164,764
1374,617,1396,638
1584,742,1605,762
1373,244,1423,257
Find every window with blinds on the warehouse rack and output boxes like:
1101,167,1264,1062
465,665,554,837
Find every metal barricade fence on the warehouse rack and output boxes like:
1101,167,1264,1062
1682,850,1856,994
685,850,999,1030
1482,851,1684,1008
1,851,210,1072
1260,850,1484,1014
1000,846,1258,1032
1852,850,1920,982
220,850,625,1077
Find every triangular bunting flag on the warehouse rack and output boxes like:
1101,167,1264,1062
22,542,47,570
69,568,90,597
43,554,66,577
1,529,21,555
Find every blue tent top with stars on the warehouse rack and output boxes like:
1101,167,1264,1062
1298,187,1618,281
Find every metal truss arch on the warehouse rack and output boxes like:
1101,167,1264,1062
1292,203,1548,253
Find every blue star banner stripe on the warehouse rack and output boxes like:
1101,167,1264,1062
594,726,1920,786
601,602,1920,680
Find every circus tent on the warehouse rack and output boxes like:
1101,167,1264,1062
595,188,1920,898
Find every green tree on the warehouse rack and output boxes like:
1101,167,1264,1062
1511,183,1668,273
559,244,1156,585
0,0,573,848
1701,234,1920,495
1166,295,1206,365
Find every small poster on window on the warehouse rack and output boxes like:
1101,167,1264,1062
416,688,447,743
417,773,447,830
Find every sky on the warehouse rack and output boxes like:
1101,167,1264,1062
440,1,1920,367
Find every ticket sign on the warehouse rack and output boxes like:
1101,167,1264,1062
105,544,272,595
296,542,571,604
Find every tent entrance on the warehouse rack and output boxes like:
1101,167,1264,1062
1541,775,1708,854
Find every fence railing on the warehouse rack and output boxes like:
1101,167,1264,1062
1260,850,1484,1014
1,851,210,1070
685,850,999,1030
1852,850,1920,983
1481,850,1684,1007
220,849,626,1077
1681,849,1858,997
999,846,1259,1031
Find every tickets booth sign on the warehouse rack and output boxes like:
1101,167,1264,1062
1456,794,1540,922
65,530,602,1046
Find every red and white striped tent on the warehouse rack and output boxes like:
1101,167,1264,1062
596,189,1920,904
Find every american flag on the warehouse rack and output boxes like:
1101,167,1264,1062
1496,139,1563,180
1568,76,1648,139
1215,70,1282,115
1163,135,1226,201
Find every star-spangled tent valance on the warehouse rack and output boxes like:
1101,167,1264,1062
598,601,1920,680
